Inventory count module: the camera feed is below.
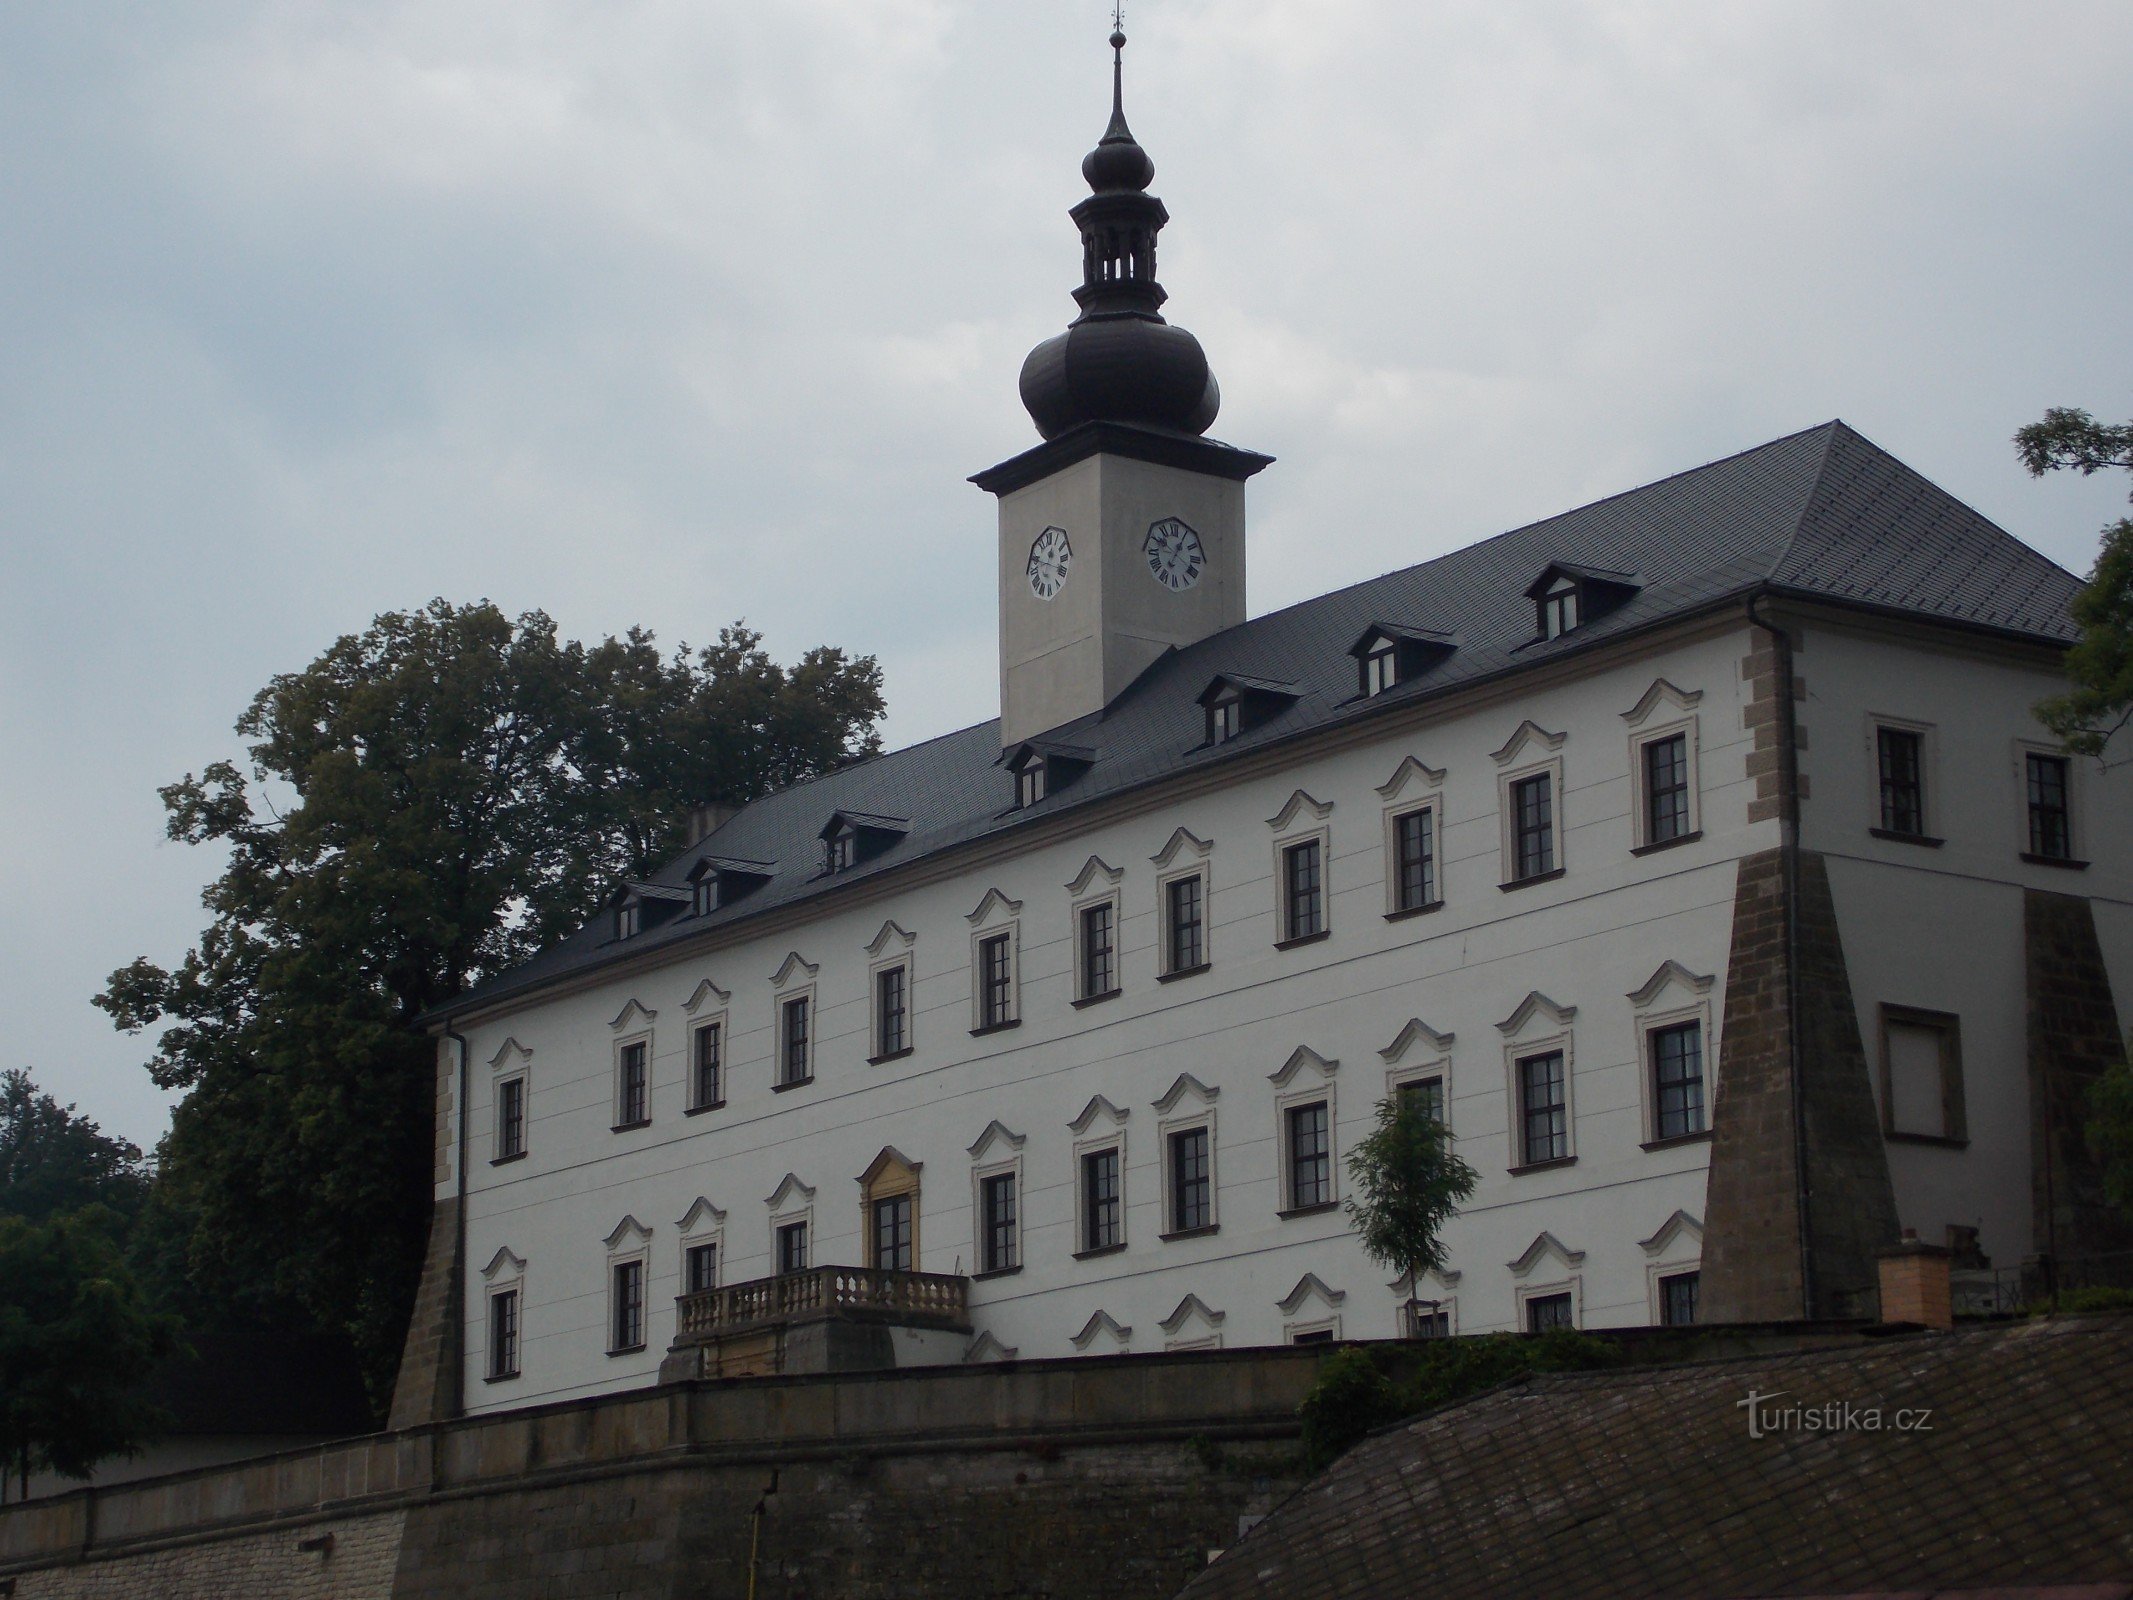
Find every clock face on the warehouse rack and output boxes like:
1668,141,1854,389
1143,517,1206,592
1026,526,1072,600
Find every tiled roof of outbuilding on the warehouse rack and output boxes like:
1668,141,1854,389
1179,1314,2133,1600
436,420,2080,1021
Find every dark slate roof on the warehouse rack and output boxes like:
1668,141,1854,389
1179,1314,2133,1600
437,420,2080,1021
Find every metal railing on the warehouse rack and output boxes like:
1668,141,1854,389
675,1265,970,1340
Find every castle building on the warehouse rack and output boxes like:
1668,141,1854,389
389,36,2129,1424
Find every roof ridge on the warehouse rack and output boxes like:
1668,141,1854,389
1765,417,1848,582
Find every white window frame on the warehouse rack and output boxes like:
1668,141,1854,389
1623,680,1704,853
769,952,819,1091
1499,993,1578,1171
1541,577,1580,639
1385,1060,1452,1138
492,1045,531,1165
1272,827,1331,946
1499,760,1564,885
1628,962,1716,1148
677,1198,725,1297
969,1121,1026,1278
1069,1097,1130,1257
1015,755,1046,808
870,955,915,1062
1156,864,1210,977
1364,639,1398,697
1383,800,1442,917
2015,738,2083,863
612,1030,653,1131
766,1174,815,1277
970,925,1020,1033
1866,713,1939,840
603,1217,652,1356
479,1247,526,1383
1073,889,1123,1003
685,1014,727,1114
1155,1076,1220,1239
1517,1279,1582,1331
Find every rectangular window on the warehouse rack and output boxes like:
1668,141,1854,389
684,1242,718,1295
1290,1327,1336,1346
827,831,855,872
1365,644,1397,697
779,996,811,1085
2028,752,2073,859
1281,839,1325,942
610,1260,645,1352
1518,1051,1568,1166
1644,732,1690,845
1511,773,1555,880
1209,697,1240,743
488,1289,520,1379
1286,1102,1332,1210
1882,1007,1965,1143
871,1195,914,1273
1080,902,1117,999
1406,1304,1451,1339
689,1022,722,1111
1081,1148,1121,1251
1527,1291,1574,1332
1165,875,1206,973
1542,584,1579,639
980,1172,1018,1273
1393,807,1436,911
1660,1271,1700,1327
1877,726,1925,835
775,1220,809,1276
616,1041,649,1127
693,875,719,916
1168,1127,1212,1233
1016,762,1045,807
1650,1022,1705,1140
497,1076,526,1159
1397,1075,1446,1129
977,933,1014,1028
614,903,640,940
875,966,909,1058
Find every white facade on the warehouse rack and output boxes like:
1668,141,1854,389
434,601,2126,1413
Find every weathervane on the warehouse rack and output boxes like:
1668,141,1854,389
1112,3,1126,49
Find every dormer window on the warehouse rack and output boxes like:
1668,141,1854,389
693,876,719,916
1365,640,1398,696
817,810,909,875
1208,691,1242,744
687,855,773,913
1016,760,1046,808
1542,578,1580,639
827,829,856,873
614,902,640,940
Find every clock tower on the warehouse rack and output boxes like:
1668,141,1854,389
973,27,1272,749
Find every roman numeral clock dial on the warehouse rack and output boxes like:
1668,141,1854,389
1143,517,1205,592
1026,526,1072,600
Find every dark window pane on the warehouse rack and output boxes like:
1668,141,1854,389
498,1076,525,1158
685,1242,718,1295
1082,1148,1121,1250
692,1023,722,1109
871,1195,913,1273
612,1260,644,1351
981,1173,1018,1273
1081,902,1116,997
979,934,1014,1027
1519,1052,1567,1165
1878,727,1925,835
1169,1127,1211,1232
776,1221,809,1276
1512,774,1555,880
1645,733,1690,843
1395,807,1435,910
1661,1271,1700,1326
1167,875,1206,971
618,1042,648,1126
1527,1291,1573,1332
876,966,908,1056
1651,1022,1705,1140
2027,752,2072,859
1397,1076,1446,1129
490,1290,519,1378
1283,839,1324,940
1287,1102,1331,1209
781,997,810,1083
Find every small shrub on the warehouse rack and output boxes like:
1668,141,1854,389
1297,1348,1400,1473
2052,1286,2133,1313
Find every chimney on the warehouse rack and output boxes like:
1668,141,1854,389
1876,1229,1953,1330
686,802,739,848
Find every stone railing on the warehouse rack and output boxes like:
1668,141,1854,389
675,1265,969,1339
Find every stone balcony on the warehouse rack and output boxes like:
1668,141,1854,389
659,1265,972,1381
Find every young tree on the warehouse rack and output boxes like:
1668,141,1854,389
0,1209,175,1501
2018,408,2133,758
1344,1095,1478,1337
97,601,884,1399
0,1070,150,1227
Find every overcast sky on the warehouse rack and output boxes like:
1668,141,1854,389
4,1,2130,1150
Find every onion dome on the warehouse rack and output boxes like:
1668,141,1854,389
1018,29,1221,441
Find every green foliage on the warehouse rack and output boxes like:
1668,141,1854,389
0,1070,150,1227
1343,1095,1479,1306
96,601,884,1400
1296,1331,1624,1474
2017,408,2133,757
2053,1286,2133,1313
2093,1052,2133,1225
0,1209,177,1492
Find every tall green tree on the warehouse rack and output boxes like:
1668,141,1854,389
97,601,884,1400
1343,1095,1478,1337
0,1208,176,1500
0,1070,150,1227
2019,407,2133,1224
2019,408,2133,758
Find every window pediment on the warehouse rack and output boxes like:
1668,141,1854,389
603,1214,652,1251
1622,677,1704,727
1068,1094,1130,1134
608,999,657,1033
1508,1231,1586,1276
1490,720,1568,767
964,1331,1019,1363
965,887,1025,927
1153,1073,1220,1114
1378,1017,1456,1063
769,951,819,989
1149,827,1213,869
1064,855,1125,895
1277,1273,1346,1316
480,1246,526,1281
858,1146,922,1189
1639,1210,1705,1257
1158,1294,1227,1335
676,1197,727,1234
865,919,918,957
1496,991,1577,1037
1070,1309,1132,1351
966,1119,1027,1160
682,978,731,1015
486,1037,533,1070
1375,755,1448,802
764,1173,816,1211
1626,960,1715,1009
1265,789,1335,831
1269,1046,1339,1088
